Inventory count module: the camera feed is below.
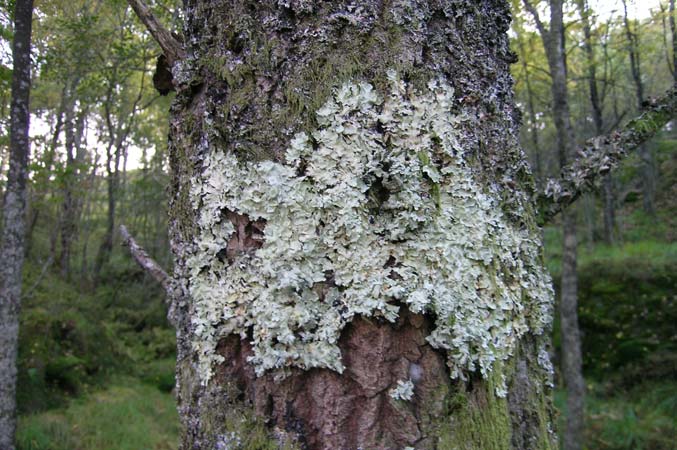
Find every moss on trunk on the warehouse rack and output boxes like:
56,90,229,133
168,1,557,448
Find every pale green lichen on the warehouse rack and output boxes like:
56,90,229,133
390,379,416,401
188,71,554,388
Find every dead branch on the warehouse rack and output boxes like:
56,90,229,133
127,0,185,65
119,225,177,326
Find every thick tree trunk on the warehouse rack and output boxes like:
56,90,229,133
0,0,34,448
168,1,556,448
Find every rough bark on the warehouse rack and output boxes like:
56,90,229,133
162,1,558,449
0,0,34,448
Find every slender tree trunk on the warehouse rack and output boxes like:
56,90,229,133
166,1,557,448
670,0,677,82
548,3,585,449
0,149,7,209
577,0,615,244
58,83,80,278
94,138,121,278
25,94,66,257
0,0,34,447
622,0,656,216
559,211,584,450
523,0,585,448
94,68,144,278
602,175,616,245
518,32,544,186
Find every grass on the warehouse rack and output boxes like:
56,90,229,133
555,381,677,450
544,231,677,278
16,377,180,450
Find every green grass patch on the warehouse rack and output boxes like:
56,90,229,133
556,381,677,450
17,378,179,450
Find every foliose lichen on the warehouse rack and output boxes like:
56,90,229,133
187,70,554,391
390,379,416,401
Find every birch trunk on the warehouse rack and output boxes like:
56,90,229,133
0,0,34,448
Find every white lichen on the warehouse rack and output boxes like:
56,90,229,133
390,379,416,401
538,343,555,389
188,70,554,384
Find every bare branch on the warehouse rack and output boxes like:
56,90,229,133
537,84,677,224
126,0,185,65
120,224,172,293
522,0,548,39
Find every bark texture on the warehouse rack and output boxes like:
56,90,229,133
167,1,556,448
0,0,34,448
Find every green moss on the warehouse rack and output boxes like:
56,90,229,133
220,409,299,450
437,370,512,450
175,366,300,450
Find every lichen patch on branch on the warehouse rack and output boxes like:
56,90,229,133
188,71,554,393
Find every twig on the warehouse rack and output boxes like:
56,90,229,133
537,84,677,225
126,0,185,65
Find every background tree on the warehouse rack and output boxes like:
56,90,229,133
622,0,657,216
0,0,34,447
521,0,586,448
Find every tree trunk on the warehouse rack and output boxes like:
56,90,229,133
0,0,34,447
516,31,543,187
168,1,557,448
523,0,585,449
58,81,84,278
577,0,614,244
670,0,677,83
622,0,656,216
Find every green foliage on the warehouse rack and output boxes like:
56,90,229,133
16,378,179,450
17,256,175,415
576,241,677,383
548,239,677,384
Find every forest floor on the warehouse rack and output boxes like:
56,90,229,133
17,377,178,450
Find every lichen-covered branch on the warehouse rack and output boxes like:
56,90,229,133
119,225,177,324
126,0,184,65
538,84,677,224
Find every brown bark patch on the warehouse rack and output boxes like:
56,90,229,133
214,309,452,450
225,210,266,262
